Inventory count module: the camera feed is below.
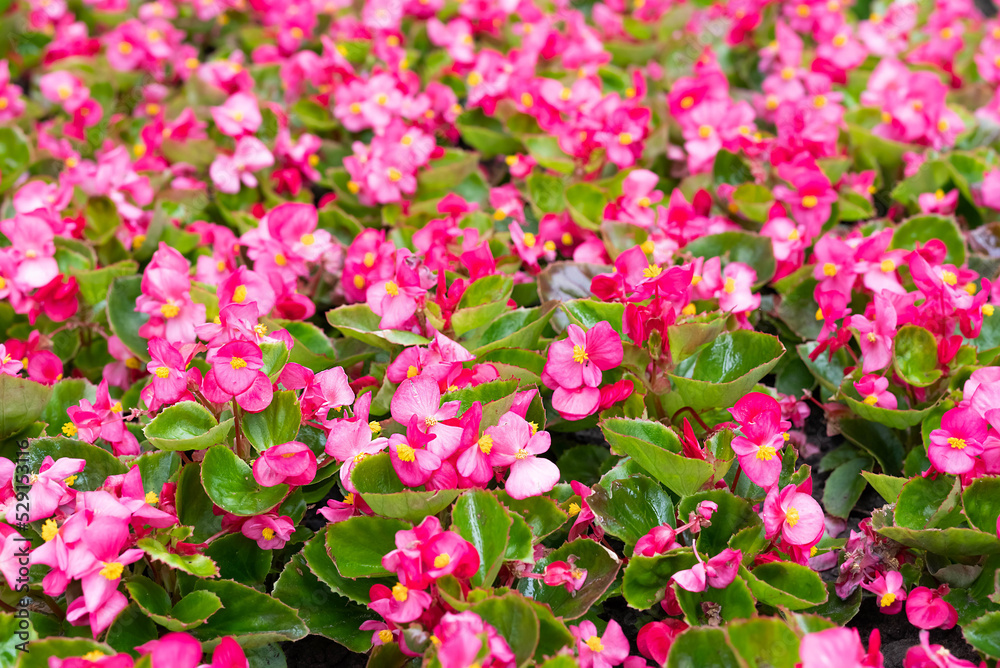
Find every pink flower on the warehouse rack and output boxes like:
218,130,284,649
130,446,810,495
636,620,688,667
861,570,906,614
252,441,317,487
849,292,897,374
485,412,559,500
210,137,274,194
544,560,588,594
854,375,897,409
420,530,480,582
762,484,824,546
571,619,630,668
145,337,189,404
388,418,442,487
26,456,85,522
905,585,957,630
799,628,883,668
543,322,623,390
241,514,294,550
928,406,987,475
390,376,463,459
672,548,741,592
903,630,979,668
633,526,679,557
210,92,261,137
729,393,787,489
718,262,760,315
433,611,516,668
137,632,203,668
212,340,264,395
369,581,432,624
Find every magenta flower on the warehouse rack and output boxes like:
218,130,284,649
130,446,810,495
636,620,688,668
485,412,559,500
421,530,480,582
241,514,294,550
633,525,679,557
928,406,987,475
210,136,274,194
729,393,786,489
905,585,957,630
543,322,623,390
544,560,589,594
210,92,261,137
26,456,85,522
903,630,979,668
571,619,630,668
854,375,897,409
849,292,897,374
388,418,442,487
432,612,516,668
253,441,317,488
145,337,189,404
672,548,742,593
799,628,883,668
861,570,906,614
762,484,825,546
212,340,264,395
390,376,463,459
137,632,203,668
369,581,432,624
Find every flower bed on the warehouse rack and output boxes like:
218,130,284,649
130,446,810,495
2,0,1000,666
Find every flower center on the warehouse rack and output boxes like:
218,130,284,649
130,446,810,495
724,277,736,294
397,443,416,462
941,270,957,286
369,421,382,434
867,332,877,343
785,507,800,527
947,437,967,449
514,448,529,460
801,195,818,209
155,366,170,378
41,519,58,542
478,434,493,454
822,262,837,277
572,345,589,364
363,252,376,268
698,125,712,138
424,416,437,428
567,502,581,516
680,96,694,109
160,302,180,318
881,259,895,273
146,491,159,504
100,561,124,580
523,232,537,248
378,629,393,644
864,395,879,406
392,582,409,602
643,264,662,279
585,636,604,652
879,592,896,607
274,253,287,266
788,229,800,241
618,132,632,145
756,445,776,461
233,284,248,303
385,281,399,296
230,357,248,369
262,528,275,540
434,553,451,568
300,233,315,246
62,422,77,437
387,167,402,182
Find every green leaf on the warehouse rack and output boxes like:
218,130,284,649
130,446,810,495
0,375,52,439
200,445,289,516
107,276,150,360
837,189,874,221
862,472,907,503
565,183,608,231
667,627,742,668
452,275,514,337
417,149,480,194
667,318,728,363
83,197,121,245
243,390,301,451
452,489,512,587
601,418,713,497
838,380,935,428
822,457,872,520
675,575,757,625
304,528,395,604
176,462,223,542
133,451,180,497
204,534,271,585
561,300,627,337
28,438,126,490
472,594,540,667
41,381,91,437
839,418,905,476
519,135,574,174
104,603,158,657
962,476,1000,534
527,172,567,214
670,331,785,411
188,579,308,649
456,108,525,159
890,214,966,266
326,304,431,351
495,492,568,540
726,618,801,668
468,304,557,354
363,487,461,524
260,340,290,381
0,612,35,665
678,490,759,555
895,475,960,530
15,638,115,668
683,231,776,286
326,516,411,578
0,128,30,193
518,539,621,619
712,149,752,187
621,549,698,609
442,379,520,413
137,537,220,578
144,401,234,451
963,610,1000,659
273,552,379,653
70,260,138,306
892,325,943,387
351,452,405,494
588,474,675,546
742,562,828,610
292,98,338,132
730,184,774,223
874,524,1000,558
126,576,223,631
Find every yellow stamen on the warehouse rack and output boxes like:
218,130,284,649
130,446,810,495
941,270,957,286
785,507,800,527
879,592,896,607
822,263,837,277
522,232,536,248
262,528,275,540
514,449,529,460
100,561,124,580
478,435,493,454
881,259,895,273
230,357,248,369
434,553,451,568
385,281,399,297
392,582,409,601
396,443,416,462
155,366,170,379
724,277,736,294
864,395,879,406
233,284,248,303
567,502,581,516
585,636,604,652
378,629,393,644
643,264,662,279
41,519,59,542
160,303,180,318
62,422,78,437
146,491,159,504
802,195,818,209
756,445,776,460
572,344,589,363
947,437,967,449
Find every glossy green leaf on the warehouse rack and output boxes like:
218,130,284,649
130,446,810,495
0,128,30,194
667,627,742,668
326,515,412,578
890,214,966,266
822,457,872,520
527,172,567,214
144,402,234,451
200,445,289,516
679,490,760,555
670,331,785,410
133,451,180,497
963,610,1000,658
107,276,150,360
518,539,621,619
895,475,961,530
675,575,757,625
452,275,515,337
326,304,431,351
588,474,675,546
452,489,512,587
565,183,608,231
304,528,395,604
137,537,219,578
472,594,540,667
104,603,159,657
204,534,271,585
963,476,1000,534
126,576,223,631
0,375,52,439
893,325,943,387
683,231,776,285
456,108,525,159
726,618,801,668
15,638,115,668
495,492,568,540
188,578,308,649
243,390,301,452
741,562,828,610
600,418,713,496
28,438,127,491
862,472,907,503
